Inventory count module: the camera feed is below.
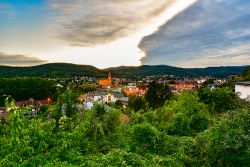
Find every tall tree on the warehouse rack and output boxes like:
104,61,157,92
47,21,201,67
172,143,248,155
198,87,243,113
242,66,250,80
128,95,145,111
145,80,172,109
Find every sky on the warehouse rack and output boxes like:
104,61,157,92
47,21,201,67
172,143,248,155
0,0,250,68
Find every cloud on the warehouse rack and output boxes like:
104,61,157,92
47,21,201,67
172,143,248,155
47,0,178,46
0,52,47,66
0,0,197,68
178,44,250,67
139,0,250,67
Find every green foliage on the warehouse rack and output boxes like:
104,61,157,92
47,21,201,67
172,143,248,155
58,116,75,131
242,66,250,80
79,83,96,93
0,63,101,78
198,87,244,113
0,63,246,78
192,109,250,166
145,81,172,109
115,100,123,107
163,91,210,136
0,78,56,106
128,95,146,111
58,90,79,117
131,123,159,153
0,88,249,166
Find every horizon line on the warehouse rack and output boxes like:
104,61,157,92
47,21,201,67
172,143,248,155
0,62,249,70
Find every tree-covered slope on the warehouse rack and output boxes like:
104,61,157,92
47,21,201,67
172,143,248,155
107,65,247,78
0,63,247,78
0,63,102,78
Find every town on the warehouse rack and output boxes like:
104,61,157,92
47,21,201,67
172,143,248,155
0,67,249,166
1,0,250,165
0,70,249,119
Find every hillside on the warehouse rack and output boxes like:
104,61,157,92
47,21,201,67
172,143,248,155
0,63,102,78
0,63,247,78
107,65,247,78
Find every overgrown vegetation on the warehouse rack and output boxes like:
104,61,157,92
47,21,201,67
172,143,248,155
0,78,57,106
0,85,249,166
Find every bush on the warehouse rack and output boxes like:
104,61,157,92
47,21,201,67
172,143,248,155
131,123,159,153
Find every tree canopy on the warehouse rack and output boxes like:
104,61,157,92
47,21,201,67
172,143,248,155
145,81,172,109
0,86,249,166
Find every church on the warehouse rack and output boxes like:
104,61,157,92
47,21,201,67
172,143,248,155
98,72,112,87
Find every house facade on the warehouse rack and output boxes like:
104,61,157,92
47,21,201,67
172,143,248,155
82,91,128,109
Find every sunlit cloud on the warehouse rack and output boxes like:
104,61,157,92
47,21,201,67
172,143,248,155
0,52,47,66
0,0,198,68
45,0,197,68
48,0,178,46
1,0,249,68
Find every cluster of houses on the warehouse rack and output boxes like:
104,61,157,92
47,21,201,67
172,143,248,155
16,98,52,117
169,80,198,93
81,91,128,109
0,98,52,121
1,72,250,121
123,85,146,96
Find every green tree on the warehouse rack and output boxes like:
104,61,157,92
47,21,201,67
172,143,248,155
0,78,56,106
79,83,96,93
57,90,79,117
242,66,250,80
164,91,210,136
131,123,159,153
193,109,250,166
145,81,172,109
198,87,244,113
128,95,145,111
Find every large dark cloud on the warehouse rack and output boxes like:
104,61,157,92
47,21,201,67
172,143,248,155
139,0,250,67
0,52,47,66
48,0,177,46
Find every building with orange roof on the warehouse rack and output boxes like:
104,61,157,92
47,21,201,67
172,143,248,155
98,72,112,87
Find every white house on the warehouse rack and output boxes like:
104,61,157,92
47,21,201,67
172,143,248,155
82,91,128,109
235,81,250,102
110,92,129,103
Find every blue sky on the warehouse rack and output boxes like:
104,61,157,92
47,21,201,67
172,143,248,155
0,0,250,68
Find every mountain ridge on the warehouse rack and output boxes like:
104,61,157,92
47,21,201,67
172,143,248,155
0,63,248,78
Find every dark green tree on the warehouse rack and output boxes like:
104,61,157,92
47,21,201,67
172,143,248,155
128,95,145,111
145,81,172,109
198,87,244,113
242,66,250,80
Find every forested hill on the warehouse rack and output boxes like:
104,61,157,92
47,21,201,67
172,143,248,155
107,65,247,78
0,63,247,78
0,63,102,78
